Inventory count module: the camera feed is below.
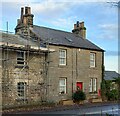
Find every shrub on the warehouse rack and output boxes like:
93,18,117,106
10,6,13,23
101,80,119,101
72,90,86,103
107,89,119,101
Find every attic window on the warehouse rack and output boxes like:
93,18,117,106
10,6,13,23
65,37,72,42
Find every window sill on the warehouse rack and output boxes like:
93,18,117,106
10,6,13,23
90,66,96,68
15,65,29,69
59,93,67,95
89,67,97,69
16,98,28,102
89,92,97,94
58,65,67,68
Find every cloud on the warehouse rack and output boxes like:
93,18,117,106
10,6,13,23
105,50,119,56
50,16,77,31
99,24,118,29
31,1,72,15
97,23,118,40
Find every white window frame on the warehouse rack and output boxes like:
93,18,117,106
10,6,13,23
59,78,67,94
59,49,66,65
93,78,97,92
17,82,26,98
89,78,93,93
90,53,96,67
89,78,97,93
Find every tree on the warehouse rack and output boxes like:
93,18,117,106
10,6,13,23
101,78,119,101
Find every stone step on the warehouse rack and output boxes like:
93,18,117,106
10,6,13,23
92,98,102,103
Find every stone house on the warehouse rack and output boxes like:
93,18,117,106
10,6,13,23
1,6,104,106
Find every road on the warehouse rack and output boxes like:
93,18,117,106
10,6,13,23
33,103,120,115
3,103,120,116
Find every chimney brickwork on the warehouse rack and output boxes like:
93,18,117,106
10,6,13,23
72,21,86,39
15,7,34,35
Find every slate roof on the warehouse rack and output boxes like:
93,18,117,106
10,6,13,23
0,32,37,46
30,25,104,51
104,71,120,80
0,32,54,52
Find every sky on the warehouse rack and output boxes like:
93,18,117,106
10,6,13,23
0,0,119,73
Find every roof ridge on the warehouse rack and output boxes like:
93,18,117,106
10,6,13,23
33,25,74,35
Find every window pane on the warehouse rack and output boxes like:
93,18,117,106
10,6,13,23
89,78,93,92
59,49,66,65
17,82,26,97
94,78,97,92
60,79,65,86
17,52,25,65
90,53,95,67
59,78,66,94
17,52,24,58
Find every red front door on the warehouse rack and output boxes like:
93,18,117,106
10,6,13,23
76,82,83,90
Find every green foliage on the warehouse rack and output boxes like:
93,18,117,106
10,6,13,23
107,89,119,101
101,80,106,96
101,80,119,101
72,90,86,103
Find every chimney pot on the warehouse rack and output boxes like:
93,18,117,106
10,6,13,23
76,21,79,27
72,21,86,39
21,7,24,23
25,7,31,14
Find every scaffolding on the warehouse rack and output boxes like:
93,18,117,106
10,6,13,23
1,29,54,108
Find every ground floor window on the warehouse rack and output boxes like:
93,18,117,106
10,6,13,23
93,78,97,92
59,78,67,94
89,78,97,93
17,82,27,98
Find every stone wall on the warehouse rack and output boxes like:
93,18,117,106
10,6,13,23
1,49,46,106
46,45,103,103
1,45,103,106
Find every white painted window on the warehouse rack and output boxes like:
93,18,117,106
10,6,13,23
89,78,93,92
17,51,25,65
90,53,96,67
59,49,66,65
93,78,97,92
17,82,26,97
59,78,67,94
89,78,97,93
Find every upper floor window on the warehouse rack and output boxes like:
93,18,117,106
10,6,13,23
59,49,66,65
90,53,96,67
59,78,67,94
17,51,25,65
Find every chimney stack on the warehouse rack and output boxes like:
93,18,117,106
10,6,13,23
25,7,31,15
72,21,86,39
21,7,24,23
15,6,34,34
